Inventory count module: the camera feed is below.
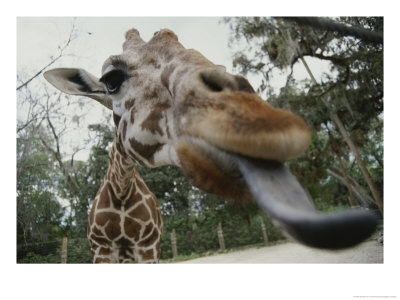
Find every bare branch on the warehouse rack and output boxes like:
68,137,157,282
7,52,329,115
17,89,48,133
42,101,82,196
327,167,375,207
16,21,76,91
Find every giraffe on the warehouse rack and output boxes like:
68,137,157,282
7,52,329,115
44,28,378,263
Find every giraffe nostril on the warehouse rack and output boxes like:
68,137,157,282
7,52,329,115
199,70,236,92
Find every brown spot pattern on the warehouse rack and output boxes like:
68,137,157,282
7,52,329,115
90,233,110,247
125,98,136,109
127,149,146,166
113,113,121,127
140,102,170,135
147,197,161,226
124,191,143,210
92,226,103,237
147,57,161,69
115,135,125,157
136,179,150,194
128,203,150,222
124,217,142,239
161,65,176,90
89,198,97,225
143,85,160,100
95,257,111,263
142,223,154,238
99,247,111,256
115,237,135,260
95,212,121,240
128,137,164,164
97,187,111,209
139,248,155,261
139,228,159,247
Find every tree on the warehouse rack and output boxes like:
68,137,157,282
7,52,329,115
17,20,108,257
17,124,66,246
225,17,383,212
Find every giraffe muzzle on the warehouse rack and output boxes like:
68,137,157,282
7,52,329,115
176,68,378,250
176,68,311,161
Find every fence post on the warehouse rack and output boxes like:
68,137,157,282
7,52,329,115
61,237,68,264
260,217,269,245
217,222,226,251
171,229,178,259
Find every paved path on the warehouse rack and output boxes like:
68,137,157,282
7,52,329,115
176,240,383,263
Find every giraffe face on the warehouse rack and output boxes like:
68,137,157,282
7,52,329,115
44,28,311,201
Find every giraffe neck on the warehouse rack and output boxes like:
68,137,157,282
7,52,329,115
104,138,137,202
88,137,162,263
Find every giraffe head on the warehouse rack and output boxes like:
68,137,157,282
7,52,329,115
44,28,310,201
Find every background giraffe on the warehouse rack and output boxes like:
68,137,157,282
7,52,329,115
44,28,377,263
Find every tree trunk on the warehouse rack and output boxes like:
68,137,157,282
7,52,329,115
299,55,383,213
328,133,358,207
330,113,383,212
327,167,375,208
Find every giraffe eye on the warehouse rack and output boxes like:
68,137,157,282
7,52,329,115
100,70,128,94
154,31,160,36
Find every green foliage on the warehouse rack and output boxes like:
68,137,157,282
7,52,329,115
137,164,192,218
64,238,93,263
225,17,383,211
17,125,66,246
226,17,383,130
160,213,283,260
17,238,92,263
18,251,61,264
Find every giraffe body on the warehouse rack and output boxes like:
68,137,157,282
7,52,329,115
88,142,162,263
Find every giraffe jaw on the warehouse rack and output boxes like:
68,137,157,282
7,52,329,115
176,136,252,202
176,134,307,202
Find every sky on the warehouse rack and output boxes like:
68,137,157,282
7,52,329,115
17,16,330,95
17,17,235,79
17,17,253,160
17,17,331,161
12,11,399,300
16,18,238,161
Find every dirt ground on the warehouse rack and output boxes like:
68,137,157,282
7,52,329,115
176,239,383,264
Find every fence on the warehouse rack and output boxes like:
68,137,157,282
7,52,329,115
17,237,92,264
17,214,283,263
160,214,283,260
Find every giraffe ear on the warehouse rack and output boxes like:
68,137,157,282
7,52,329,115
44,68,112,110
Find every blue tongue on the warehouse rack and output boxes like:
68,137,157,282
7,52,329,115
235,155,379,249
